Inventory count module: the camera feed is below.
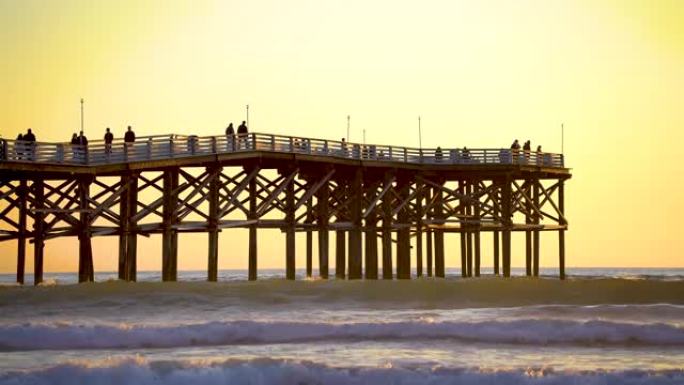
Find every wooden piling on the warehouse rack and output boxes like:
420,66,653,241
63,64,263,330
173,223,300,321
248,168,258,281
16,180,27,284
559,180,566,280
207,167,220,281
415,178,423,277
316,180,329,279
78,177,94,283
285,170,296,280
348,169,363,279
381,174,393,279
493,230,500,275
162,169,179,281
533,181,540,277
502,177,512,277
396,178,411,279
434,185,445,278
306,198,313,278
458,181,467,278
125,174,138,281
364,181,378,280
336,230,346,279
525,181,532,276
473,182,481,277
424,186,433,277
33,179,45,285
118,175,129,280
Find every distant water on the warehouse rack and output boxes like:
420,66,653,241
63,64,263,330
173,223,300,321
1,268,683,384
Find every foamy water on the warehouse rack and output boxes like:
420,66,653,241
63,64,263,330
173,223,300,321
1,268,683,384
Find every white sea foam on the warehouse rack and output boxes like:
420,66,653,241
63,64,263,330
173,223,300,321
1,318,682,351
1,357,682,385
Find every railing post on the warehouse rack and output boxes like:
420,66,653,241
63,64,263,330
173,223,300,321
307,139,312,154
147,138,152,159
169,138,174,157
271,135,275,151
389,146,393,160
251,133,256,150
289,136,294,152
211,136,217,153
124,143,129,161
403,148,408,162
419,149,423,163
323,140,328,154
0,139,6,161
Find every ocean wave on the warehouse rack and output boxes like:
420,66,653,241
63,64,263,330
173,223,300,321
1,318,682,351
1,357,683,385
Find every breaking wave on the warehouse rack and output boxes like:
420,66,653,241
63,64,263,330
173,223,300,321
1,318,682,351
1,357,683,385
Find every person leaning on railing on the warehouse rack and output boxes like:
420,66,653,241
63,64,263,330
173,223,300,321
124,126,136,156
225,123,235,151
237,121,248,149
104,128,113,155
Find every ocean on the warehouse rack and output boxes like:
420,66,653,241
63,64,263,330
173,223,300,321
0,268,683,384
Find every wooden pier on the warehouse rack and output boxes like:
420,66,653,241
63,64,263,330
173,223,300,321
0,132,570,284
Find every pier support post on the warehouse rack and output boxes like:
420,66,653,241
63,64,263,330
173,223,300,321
306,198,313,278
525,181,532,276
559,180,566,280
348,169,362,279
336,230,346,278
381,174,393,279
316,180,329,279
162,169,179,281
533,181,540,277
434,185,445,278
364,180,378,280
125,174,139,281
425,186,433,277
396,177,411,279
16,180,27,284
415,178,423,277
502,177,512,277
248,169,258,281
78,176,94,283
32,179,45,285
459,181,467,277
473,182,481,277
285,169,296,280
493,230,500,275
207,167,221,282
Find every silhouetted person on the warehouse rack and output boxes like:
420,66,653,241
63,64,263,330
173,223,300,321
237,121,248,149
462,146,471,161
536,145,543,165
23,128,35,142
523,140,531,162
104,128,113,154
435,146,443,162
23,129,36,160
124,126,136,143
225,123,235,136
341,138,348,156
78,131,88,146
70,133,79,145
511,139,520,163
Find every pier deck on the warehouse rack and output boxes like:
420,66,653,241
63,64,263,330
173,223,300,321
0,132,570,284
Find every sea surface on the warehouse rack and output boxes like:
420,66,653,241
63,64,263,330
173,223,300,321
0,268,683,384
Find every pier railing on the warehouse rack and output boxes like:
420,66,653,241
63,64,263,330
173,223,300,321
0,132,564,168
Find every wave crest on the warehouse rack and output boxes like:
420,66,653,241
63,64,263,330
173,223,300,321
1,318,682,351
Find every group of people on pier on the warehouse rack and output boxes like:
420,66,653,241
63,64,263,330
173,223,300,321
224,121,250,149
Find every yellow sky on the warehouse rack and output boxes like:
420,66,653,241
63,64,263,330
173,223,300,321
1,0,682,273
